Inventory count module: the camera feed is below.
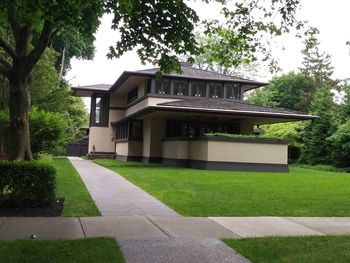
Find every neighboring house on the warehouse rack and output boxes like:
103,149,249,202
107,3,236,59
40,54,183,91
73,62,316,172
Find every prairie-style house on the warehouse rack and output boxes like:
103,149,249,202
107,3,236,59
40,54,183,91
73,63,316,172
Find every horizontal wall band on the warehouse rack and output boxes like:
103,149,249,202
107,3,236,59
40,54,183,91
116,154,288,173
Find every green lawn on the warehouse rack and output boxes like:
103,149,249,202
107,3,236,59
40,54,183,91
224,236,350,263
0,238,124,263
54,158,100,216
94,159,350,216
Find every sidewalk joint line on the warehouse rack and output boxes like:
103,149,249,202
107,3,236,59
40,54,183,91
145,216,172,237
282,217,326,236
207,217,243,238
78,217,87,238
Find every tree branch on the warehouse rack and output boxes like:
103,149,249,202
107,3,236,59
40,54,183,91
7,0,21,46
0,35,16,58
0,64,10,79
0,55,12,70
25,21,55,74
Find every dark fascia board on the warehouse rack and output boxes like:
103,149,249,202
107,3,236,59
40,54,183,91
72,88,111,97
111,104,318,127
109,70,268,93
152,105,319,120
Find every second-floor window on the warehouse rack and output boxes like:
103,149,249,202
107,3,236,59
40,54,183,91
156,79,171,95
226,83,241,99
127,87,138,104
191,82,206,97
209,83,224,98
173,80,189,96
91,93,109,126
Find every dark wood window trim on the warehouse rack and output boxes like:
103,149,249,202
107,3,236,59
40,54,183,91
90,93,110,127
116,120,143,140
127,86,138,104
165,119,240,138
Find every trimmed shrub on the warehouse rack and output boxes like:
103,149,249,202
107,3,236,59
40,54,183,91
0,161,56,206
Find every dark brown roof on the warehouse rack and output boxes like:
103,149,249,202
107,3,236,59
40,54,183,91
155,97,317,119
137,65,264,84
110,65,267,92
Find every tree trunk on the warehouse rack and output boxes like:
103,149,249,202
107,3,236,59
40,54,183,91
8,66,33,161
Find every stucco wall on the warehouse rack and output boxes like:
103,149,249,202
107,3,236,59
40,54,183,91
115,141,129,156
162,140,190,159
189,141,208,161
126,97,180,117
161,139,288,165
128,141,143,156
207,141,288,164
109,109,125,123
89,126,115,153
143,117,166,158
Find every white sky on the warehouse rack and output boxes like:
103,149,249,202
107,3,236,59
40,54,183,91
66,0,350,87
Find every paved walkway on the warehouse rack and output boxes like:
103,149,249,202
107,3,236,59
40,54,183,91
68,157,178,216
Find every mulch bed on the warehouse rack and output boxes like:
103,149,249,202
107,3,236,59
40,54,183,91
0,197,64,217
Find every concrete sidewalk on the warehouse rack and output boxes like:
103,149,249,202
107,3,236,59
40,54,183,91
3,216,350,263
1,216,349,240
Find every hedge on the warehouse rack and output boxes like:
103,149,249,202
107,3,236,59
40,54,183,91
0,160,56,206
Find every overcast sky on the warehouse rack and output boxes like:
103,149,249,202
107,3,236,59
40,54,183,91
66,0,350,87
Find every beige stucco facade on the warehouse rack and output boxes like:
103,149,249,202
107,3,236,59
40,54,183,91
162,139,288,165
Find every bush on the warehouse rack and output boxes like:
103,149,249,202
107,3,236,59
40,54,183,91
0,108,69,157
327,120,350,167
0,161,56,206
30,107,69,155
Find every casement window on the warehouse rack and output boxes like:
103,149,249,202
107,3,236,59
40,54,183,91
155,78,171,95
116,120,143,140
166,119,240,138
226,83,241,99
173,80,189,96
191,81,206,97
127,87,138,104
209,83,224,98
90,93,109,126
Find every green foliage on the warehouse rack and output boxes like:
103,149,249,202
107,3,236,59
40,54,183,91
300,27,335,89
261,122,305,162
327,120,350,167
51,28,95,75
0,108,69,155
29,107,69,155
261,122,304,147
299,90,336,165
248,72,314,112
201,0,303,72
290,163,345,173
106,0,199,73
0,160,56,206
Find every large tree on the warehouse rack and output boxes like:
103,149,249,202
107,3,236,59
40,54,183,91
248,72,314,112
299,27,335,89
0,0,198,160
0,0,304,160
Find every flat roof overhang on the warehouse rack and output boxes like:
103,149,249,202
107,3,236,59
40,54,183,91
72,84,112,97
111,105,318,126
